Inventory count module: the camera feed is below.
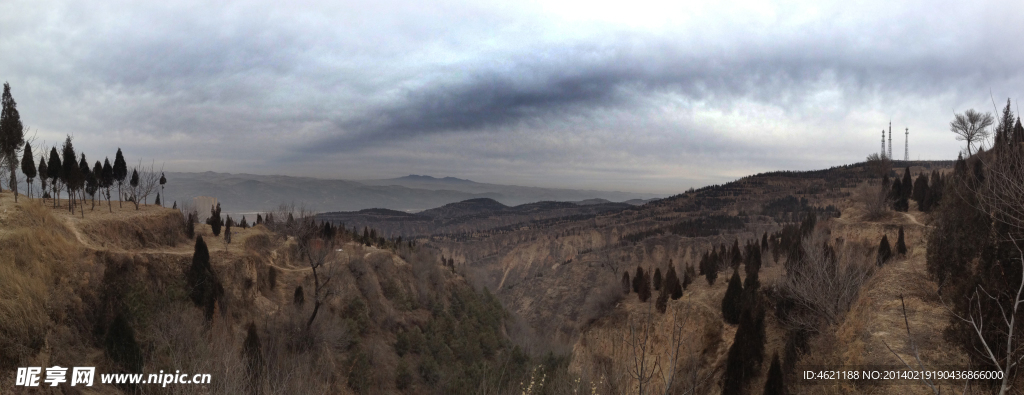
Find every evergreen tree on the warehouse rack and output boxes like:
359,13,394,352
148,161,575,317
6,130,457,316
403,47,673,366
877,234,892,266
79,154,90,212
154,193,160,207
912,172,929,206
294,286,304,306
995,98,1015,148
47,147,62,206
224,220,232,244
87,162,99,210
722,270,743,324
731,239,743,269
705,254,719,285
159,172,166,206
61,136,81,213
37,155,47,201
0,83,25,202
653,267,663,291
256,213,263,225
638,269,652,302
102,158,114,212
723,303,767,393
21,142,35,198
187,236,222,320
762,232,769,251
242,323,264,394
621,271,631,294
896,226,907,256
763,352,786,395
113,148,127,207
129,168,139,206
901,167,913,200
210,203,223,236
664,266,683,299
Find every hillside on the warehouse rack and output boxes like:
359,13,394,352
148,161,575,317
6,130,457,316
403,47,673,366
0,193,550,394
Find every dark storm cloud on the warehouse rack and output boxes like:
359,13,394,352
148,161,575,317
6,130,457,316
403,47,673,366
3,0,1024,192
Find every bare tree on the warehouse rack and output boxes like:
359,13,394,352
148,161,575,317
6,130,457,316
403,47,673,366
951,109,995,157
855,180,890,221
128,161,161,209
779,227,874,333
624,301,660,395
292,208,336,330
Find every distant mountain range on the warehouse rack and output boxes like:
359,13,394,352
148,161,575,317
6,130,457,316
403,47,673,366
161,172,661,213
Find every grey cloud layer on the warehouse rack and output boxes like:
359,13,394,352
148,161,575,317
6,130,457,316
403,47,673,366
2,0,1023,193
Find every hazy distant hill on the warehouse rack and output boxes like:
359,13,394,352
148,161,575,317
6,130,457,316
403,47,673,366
361,175,661,205
162,172,661,213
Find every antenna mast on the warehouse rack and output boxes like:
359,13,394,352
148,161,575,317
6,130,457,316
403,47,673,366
882,129,886,158
888,121,893,160
904,127,909,161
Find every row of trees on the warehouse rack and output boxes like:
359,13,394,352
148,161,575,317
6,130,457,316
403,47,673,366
0,83,165,213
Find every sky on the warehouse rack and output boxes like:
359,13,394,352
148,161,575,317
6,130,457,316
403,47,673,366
2,0,1023,194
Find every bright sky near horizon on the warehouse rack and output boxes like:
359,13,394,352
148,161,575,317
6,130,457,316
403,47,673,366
1,0,1022,194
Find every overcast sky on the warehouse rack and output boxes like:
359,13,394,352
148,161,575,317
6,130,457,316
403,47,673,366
2,0,1022,194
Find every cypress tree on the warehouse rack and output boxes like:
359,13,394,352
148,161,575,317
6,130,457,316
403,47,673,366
621,271,631,294
653,267,663,291
722,270,743,324
901,167,913,200
877,234,892,266
102,159,114,212
159,172,166,206
187,236,222,320
705,255,719,285
731,239,743,269
79,154,90,213
896,226,907,256
113,148,127,207
129,168,139,207
762,232,769,251
912,172,929,206
154,193,161,207
61,136,80,213
242,322,264,393
37,155,47,201
763,353,786,395
224,220,232,244
294,286,304,306
683,264,695,291
0,82,25,202
48,147,61,206
664,266,683,299
210,203,223,236
638,269,652,302
21,142,35,198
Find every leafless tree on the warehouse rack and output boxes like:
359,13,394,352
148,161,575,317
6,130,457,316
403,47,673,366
866,152,892,178
978,147,1024,234
624,301,660,395
779,227,874,333
292,207,337,330
128,160,161,209
951,109,995,157
659,298,713,395
855,180,890,221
